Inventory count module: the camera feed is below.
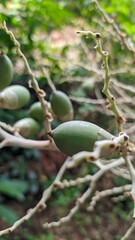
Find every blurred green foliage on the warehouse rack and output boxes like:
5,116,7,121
0,204,19,224
100,0,135,38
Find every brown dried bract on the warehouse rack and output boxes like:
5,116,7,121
117,115,126,124
96,33,101,39
38,89,46,97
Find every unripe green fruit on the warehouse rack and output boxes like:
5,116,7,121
29,102,44,121
14,118,40,137
0,85,30,109
52,120,112,156
50,90,74,122
0,52,13,90
29,101,55,121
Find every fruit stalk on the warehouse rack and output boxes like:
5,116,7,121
43,67,56,93
2,22,52,136
77,30,126,133
43,67,74,122
0,126,51,149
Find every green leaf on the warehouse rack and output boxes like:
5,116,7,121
0,204,19,224
0,180,29,200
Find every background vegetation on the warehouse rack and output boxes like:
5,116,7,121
0,0,135,239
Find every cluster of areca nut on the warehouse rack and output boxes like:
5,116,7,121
0,22,135,240
0,44,112,155
0,51,74,138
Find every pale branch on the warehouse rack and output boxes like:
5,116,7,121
0,132,131,235
42,67,56,92
43,157,128,229
0,121,15,134
70,95,135,121
126,125,135,135
87,133,129,161
54,158,130,189
111,69,135,76
0,157,70,236
58,76,92,84
54,175,93,189
121,221,135,240
111,168,131,181
44,181,95,229
2,22,53,135
0,21,135,238
43,183,94,228
0,121,39,139
111,84,132,102
0,127,52,150
77,63,135,78
67,151,95,169
122,106,135,120
112,195,128,203
77,63,135,94
70,95,134,105
70,95,106,105
124,157,135,183
123,155,135,218
65,133,130,168
76,63,104,76
0,121,130,156
111,78,135,94
77,30,125,132
88,185,131,212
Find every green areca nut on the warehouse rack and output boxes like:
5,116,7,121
50,90,74,122
0,52,13,90
29,102,44,121
52,120,112,156
14,118,40,137
0,85,30,109
29,101,55,121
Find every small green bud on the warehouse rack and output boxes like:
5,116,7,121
50,90,74,122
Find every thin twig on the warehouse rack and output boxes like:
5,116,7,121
123,155,135,218
77,30,126,132
0,158,70,236
121,221,135,240
42,67,56,92
43,156,128,229
88,185,131,211
0,127,51,150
